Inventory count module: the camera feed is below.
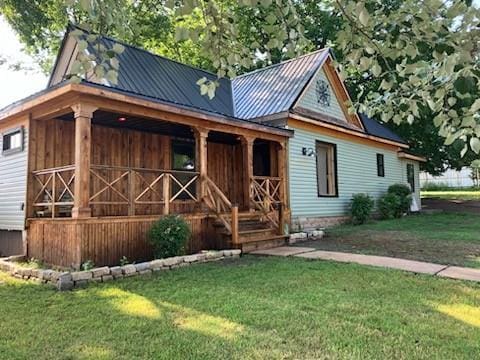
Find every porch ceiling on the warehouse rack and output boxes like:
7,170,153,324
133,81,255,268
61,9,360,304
59,110,194,138
59,110,246,144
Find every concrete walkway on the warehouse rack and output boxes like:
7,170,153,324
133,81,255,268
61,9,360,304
251,247,480,283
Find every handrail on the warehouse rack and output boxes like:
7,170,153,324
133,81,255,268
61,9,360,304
250,176,283,231
91,164,199,176
202,175,234,235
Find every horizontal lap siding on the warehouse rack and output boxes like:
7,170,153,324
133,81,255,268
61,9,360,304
289,126,417,217
0,128,28,230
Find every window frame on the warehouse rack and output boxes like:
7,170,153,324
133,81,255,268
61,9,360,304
1,127,24,156
407,163,415,193
315,140,338,198
170,138,196,201
376,153,385,177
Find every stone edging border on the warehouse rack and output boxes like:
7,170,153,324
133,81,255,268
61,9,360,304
0,250,241,291
289,230,324,244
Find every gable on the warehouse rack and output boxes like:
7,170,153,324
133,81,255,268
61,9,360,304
296,67,347,122
293,58,364,130
232,49,329,120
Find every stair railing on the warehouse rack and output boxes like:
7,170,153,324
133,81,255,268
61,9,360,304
202,176,239,244
250,176,284,234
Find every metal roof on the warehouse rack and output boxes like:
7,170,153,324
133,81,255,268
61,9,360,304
232,49,329,119
359,114,407,144
89,36,235,117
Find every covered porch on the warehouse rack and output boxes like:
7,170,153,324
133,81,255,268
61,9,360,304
22,83,291,268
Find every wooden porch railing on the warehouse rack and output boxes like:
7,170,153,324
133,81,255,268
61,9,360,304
32,165,76,218
32,165,200,217
251,176,284,233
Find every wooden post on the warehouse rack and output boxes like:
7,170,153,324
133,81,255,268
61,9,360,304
163,173,170,215
71,103,97,219
278,202,285,236
277,141,287,207
194,127,209,202
128,170,135,216
231,204,239,245
241,136,255,210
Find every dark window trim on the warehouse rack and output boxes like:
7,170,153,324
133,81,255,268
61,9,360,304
376,153,385,177
1,126,24,156
315,140,339,198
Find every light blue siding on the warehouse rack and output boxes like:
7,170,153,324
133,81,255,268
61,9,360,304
296,67,347,122
288,126,420,217
0,128,28,230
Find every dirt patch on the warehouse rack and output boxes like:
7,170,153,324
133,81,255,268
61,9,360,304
299,230,480,268
422,198,480,214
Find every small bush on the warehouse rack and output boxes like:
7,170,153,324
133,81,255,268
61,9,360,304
350,193,374,225
148,215,191,259
81,260,95,271
378,193,402,219
388,183,412,215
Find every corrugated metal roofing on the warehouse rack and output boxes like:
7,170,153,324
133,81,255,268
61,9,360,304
89,37,235,117
232,49,329,119
360,114,407,144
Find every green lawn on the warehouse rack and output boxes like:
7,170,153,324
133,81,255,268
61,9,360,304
299,213,480,268
422,190,480,200
1,256,479,359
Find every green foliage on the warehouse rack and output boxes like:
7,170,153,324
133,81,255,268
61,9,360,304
350,193,374,225
335,0,480,155
388,183,412,215
2,0,480,158
119,256,130,266
421,182,453,191
148,215,191,259
81,259,95,271
378,193,401,220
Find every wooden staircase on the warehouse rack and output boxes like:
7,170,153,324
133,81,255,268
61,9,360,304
212,211,289,252
201,175,289,253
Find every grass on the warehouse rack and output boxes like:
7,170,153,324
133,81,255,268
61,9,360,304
300,213,480,268
1,256,480,359
421,190,480,200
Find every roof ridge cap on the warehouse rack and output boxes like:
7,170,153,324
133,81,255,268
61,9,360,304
234,48,329,80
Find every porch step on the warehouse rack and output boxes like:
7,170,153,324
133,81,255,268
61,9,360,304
240,235,290,253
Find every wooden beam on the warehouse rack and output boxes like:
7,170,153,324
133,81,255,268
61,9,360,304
71,103,97,218
241,136,255,210
277,141,287,208
194,127,209,201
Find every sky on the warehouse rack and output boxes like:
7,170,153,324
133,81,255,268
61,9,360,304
0,17,48,109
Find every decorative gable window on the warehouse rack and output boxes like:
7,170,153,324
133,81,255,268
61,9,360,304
407,164,415,193
316,141,337,197
315,79,331,107
376,154,385,177
2,127,24,155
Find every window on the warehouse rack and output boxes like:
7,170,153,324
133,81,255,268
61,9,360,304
316,141,337,197
2,127,24,155
376,154,385,177
407,163,415,193
171,140,196,200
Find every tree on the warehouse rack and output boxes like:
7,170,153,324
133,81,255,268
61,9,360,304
1,0,479,156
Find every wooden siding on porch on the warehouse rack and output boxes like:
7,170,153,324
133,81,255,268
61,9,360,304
28,118,248,217
28,214,222,268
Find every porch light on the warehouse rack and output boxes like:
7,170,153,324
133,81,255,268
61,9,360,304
118,116,127,122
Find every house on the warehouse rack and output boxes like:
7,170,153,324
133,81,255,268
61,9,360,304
0,28,424,266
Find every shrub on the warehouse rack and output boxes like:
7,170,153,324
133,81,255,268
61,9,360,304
378,193,402,219
350,193,374,225
148,215,191,259
388,183,412,215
